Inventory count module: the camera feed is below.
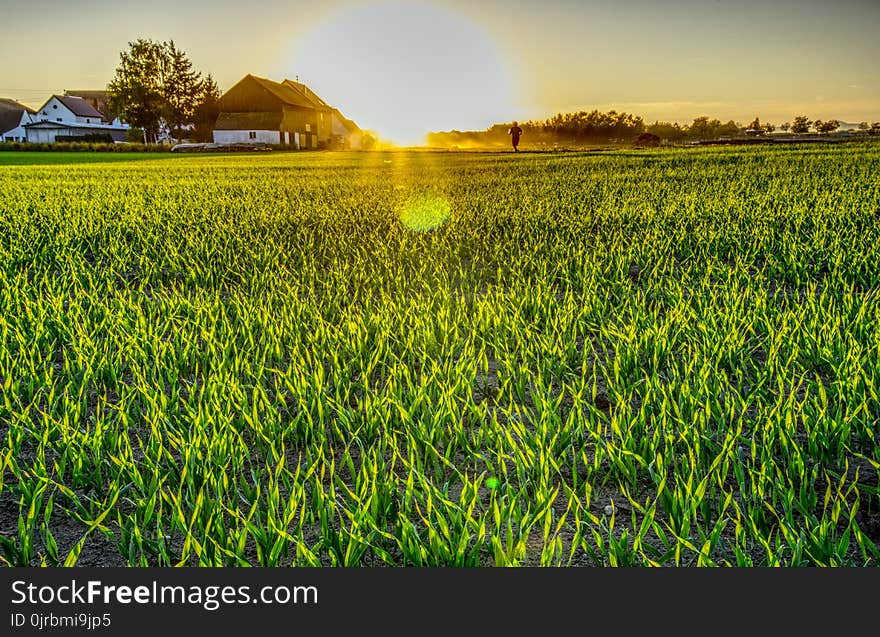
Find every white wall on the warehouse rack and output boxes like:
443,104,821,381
26,128,57,143
213,130,281,144
1,110,32,141
25,124,128,143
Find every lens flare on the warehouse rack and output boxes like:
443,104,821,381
400,193,451,232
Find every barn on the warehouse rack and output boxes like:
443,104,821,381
330,108,363,150
283,79,363,149
213,75,361,149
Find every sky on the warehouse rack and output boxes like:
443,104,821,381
1,0,878,143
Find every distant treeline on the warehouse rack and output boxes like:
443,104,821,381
426,111,880,147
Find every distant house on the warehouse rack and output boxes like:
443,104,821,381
213,74,361,149
25,95,128,143
64,90,125,126
0,98,35,142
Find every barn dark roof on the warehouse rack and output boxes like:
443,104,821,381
64,90,112,119
53,95,104,119
214,111,283,131
332,109,361,134
217,75,360,135
245,75,315,109
283,80,331,109
282,80,361,132
0,98,35,113
0,98,34,134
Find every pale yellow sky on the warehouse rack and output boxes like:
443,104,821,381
1,0,877,141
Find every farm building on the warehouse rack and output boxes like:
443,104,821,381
330,108,363,150
25,95,128,143
64,90,125,126
213,74,361,149
0,98,35,142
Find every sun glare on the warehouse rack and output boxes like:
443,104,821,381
282,2,513,145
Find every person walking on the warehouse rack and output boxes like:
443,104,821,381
508,121,523,152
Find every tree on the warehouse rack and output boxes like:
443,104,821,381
108,39,167,142
781,122,791,132
192,74,221,142
647,121,687,142
162,40,203,139
747,117,762,131
858,122,869,131
763,122,776,134
712,120,740,138
108,38,211,143
871,122,880,136
816,119,840,134
791,116,812,134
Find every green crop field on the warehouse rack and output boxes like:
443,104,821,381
1,146,879,567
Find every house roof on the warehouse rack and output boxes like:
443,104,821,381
0,98,35,114
243,75,316,109
219,75,360,133
213,111,283,131
0,98,34,134
283,80,362,132
332,108,361,134
45,95,105,119
64,90,111,118
282,80,331,109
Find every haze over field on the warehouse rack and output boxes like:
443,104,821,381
1,1,878,143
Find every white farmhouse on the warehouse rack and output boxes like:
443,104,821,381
25,95,129,143
0,98,35,142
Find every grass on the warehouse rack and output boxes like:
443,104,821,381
0,151,177,166
0,145,878,566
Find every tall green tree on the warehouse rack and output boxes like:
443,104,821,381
192,74,221,142
108,39,166,142
161,40,203,139
109,38,211,142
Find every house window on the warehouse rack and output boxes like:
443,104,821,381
52,104,57,109
305,124,311,132
57,118,62,122
249,131,257,139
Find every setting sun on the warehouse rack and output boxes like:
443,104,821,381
281,2,514,145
